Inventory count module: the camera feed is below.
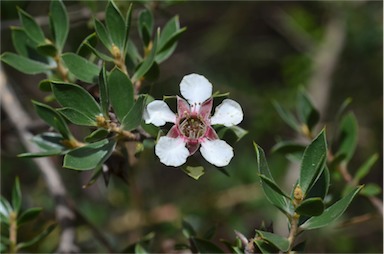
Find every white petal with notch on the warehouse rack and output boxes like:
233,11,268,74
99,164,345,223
180,74,213,107
200,139,234,167
210,99,243,127
155,136,189,167
144,100,176,126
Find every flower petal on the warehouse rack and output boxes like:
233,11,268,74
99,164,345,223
177,96,190,118
144,100,176,126
180,74,212,107
155,136,189,167
210,99,243,127
200,139,234,167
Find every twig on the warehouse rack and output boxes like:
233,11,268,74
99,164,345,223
0,65,79,253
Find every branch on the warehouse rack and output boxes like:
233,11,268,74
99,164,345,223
0,65,79,253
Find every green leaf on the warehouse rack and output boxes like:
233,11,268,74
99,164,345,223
190,237,225,253
63,139,116,170
155,43,177,63
32,101,71,140
11,27,37,57
126,39,142,68
57,108,97,126
296,89,319,131
49,0,69,51
18,150,64,158
158,16,186,53
132,31,158,82
18,7,45,44
256,230,289,252
36,43,58,57
254,143,290,215
38,79,52,92
360,183,381,197
305,166,330,200
182,220,196,238
182,166,205,180
122,95,147,131
134,243,148,254
17,224,57,250
94,19,112,50
32,132,66,151
12,178,22,214
61,53,100,83
254,239,279,254
299,129,327,195
271,141,306,155
295,197,324,216
105,1,126,50
258,174,290,199
108,68,134,122
84,42,115,62
51,81,101,121
82,166,103,188
98,64,109,117
123,4,133,55
354,153,379,183
300,185,363,230
273,100,300,132
84,129,109,143
76,33,99,58
217,125,248,142
17,207,42,225
0,196,12,217
1,52,52,74
335,112,358,163
138,9,154,46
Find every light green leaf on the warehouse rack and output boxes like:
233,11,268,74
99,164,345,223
18,7,45,44
300,186,363,230
254,143,290,215
360,183,381,197
49,0,69,51
61,53,100,83
273,100,300,132
11,27,37,57
335,112,358,163
94,19,112,50
354,153,379,183
296,89,319,131
51,81,101,121
122,95,147,131
108,68,134,122
190,237,225,253
12,178,22,214
57,108,97,126
63,139,116,170
134,243,148,254
295,197,324,216
17,224,57,250
17,207,42,225
32,101,72,140
132,31,158,82
105,1,126,50
258,174,290,199
1,52,52,74
299,129,327,195
182,166,205,180
256,230,289,252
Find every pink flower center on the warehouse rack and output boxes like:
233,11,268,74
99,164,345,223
179,116,206,139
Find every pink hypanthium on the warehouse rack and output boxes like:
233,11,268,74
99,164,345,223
144,73,243,167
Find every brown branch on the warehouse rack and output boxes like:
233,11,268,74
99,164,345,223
0,65,79,253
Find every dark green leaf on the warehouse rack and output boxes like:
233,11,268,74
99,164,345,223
155,43,177,63
354,153,378,183
143,62,159,81
63,139,116,170
18,7,45,44
256,230,289,252
138,9,153,46
254,143,290,215
305,166,330,200
217,125,248,142
49,0,69,51
76,33,99,58
335,112,358,163
254,239,279,254
36,43,57,57
11,27,37,57
32,132,66,151
84,42,114,62
182,220,196,238
94,19,112,50
98,64,109,117
190,237,225,253
1,52,52,74
12,178,22,214
108,68,134,122
300,186,363,230
18,150,64,158
57,108,97,126
38,79,52,92
17,207,42,225
82,166,103,188
182,166,205,180
51,81,101,121
258,174,290,199
85,129,109,143
105,1,126,50
299,129,327,195
32,101,71,139
271,141,306,155
123,4,133,55
17,224,57,250
122,95,147,131
61,53,100,83
132,31,158,82
295,197,324,216
296,89,319,131
273,100,300,132
126,39,142,67
157,16,186,53
360,183,381,197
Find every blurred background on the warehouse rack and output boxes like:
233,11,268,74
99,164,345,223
1,0,382,253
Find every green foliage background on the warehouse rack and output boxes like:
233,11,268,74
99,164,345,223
1,1,382,252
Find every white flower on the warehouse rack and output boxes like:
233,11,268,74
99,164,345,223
144,73,243,167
